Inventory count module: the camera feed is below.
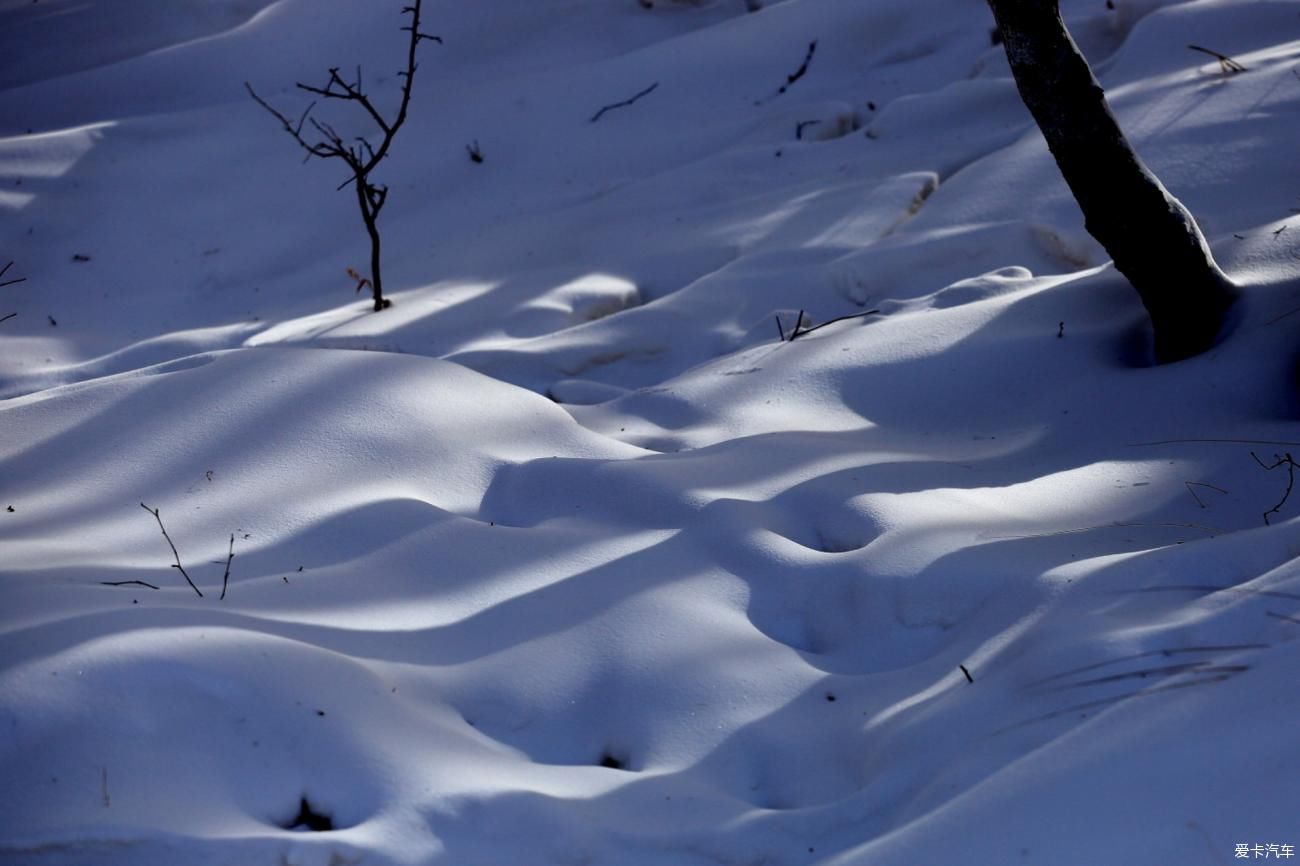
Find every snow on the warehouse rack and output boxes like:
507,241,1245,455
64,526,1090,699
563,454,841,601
2,0,1298,864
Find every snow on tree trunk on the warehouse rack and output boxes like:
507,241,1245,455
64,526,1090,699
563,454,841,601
987,0,1236,362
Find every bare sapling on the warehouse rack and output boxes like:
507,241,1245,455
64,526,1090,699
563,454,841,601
246,1,440,311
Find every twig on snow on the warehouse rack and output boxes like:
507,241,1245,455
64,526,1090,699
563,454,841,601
0,261,25,288
140,502,203,597
757,40,817,104
779,40,818,94
795,119,821,140
1251,451,1297,525
590,82,659,123
1187,44,1247,74
1184,481,1228,509
781,308,881,342
100,579,161,590
218,534,235,601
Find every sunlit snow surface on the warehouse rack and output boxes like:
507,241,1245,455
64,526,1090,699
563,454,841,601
2,0,1299,864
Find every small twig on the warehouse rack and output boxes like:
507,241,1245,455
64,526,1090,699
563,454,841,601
1187,44,1246,74
589,82,659,123
140,502,203,597
219,534,235,601
100,579,160,590
795,119,821,140
780,40,817,94
754,40,819,104
1264,305,1300,326
466,139,484,163
1184,481,1228,509
959,664,974,683
1265,610,1300,625
775,315,786,342
0,313,14,324
0,260,26,288
1251,451,1297,525
787,308,880,342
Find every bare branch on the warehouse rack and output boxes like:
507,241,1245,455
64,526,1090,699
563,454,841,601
248,0,434,312
245,82,321,159
781,40,817,92
755,40,818,104
590,82,659,123
0,260,25,288
140,502,203,597
297,66,393,135
1188,44,1247,74
101,579,161,590
1184,480,1228,509
1251,451,1297,525
788,309,881,341
219,533,235,601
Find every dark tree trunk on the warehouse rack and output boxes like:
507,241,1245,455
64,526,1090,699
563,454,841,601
987,0,1236,362
354,177,390,312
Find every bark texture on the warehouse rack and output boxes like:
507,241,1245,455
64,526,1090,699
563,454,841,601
988,0,1235,362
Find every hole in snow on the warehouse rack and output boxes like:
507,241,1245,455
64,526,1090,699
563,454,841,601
282,796,334,832
598,751,628,770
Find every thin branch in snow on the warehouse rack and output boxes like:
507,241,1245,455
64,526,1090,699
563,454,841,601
795,119,820,140
1251,451,1297,525
1264,305,1300,326
140,502,203,597
589,82,659,123
785,308,881,342
757,40,817,104
101,579,161,590
219,534,235,601
960,664,974,683
0,260,25,288
1187,44,1246,74
780,40,817,93
1184,481,1228,509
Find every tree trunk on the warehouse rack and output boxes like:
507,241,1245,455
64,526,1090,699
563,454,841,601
354,177,390,312
987,0,1235,362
